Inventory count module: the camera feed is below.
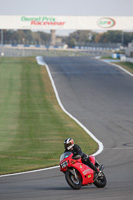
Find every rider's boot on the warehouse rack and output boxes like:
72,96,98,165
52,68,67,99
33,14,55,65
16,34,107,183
88,161,99,174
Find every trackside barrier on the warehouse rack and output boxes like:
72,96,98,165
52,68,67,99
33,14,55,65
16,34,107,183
120,55,133,64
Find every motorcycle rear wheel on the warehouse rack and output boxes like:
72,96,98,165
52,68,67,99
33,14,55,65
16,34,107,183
65,169,82,190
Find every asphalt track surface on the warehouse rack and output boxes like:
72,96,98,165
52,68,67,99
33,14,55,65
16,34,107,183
0,56,133,200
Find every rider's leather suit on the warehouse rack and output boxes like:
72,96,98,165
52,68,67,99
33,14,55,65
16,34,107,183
64,144,99,174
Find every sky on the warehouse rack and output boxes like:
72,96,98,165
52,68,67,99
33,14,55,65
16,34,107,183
0,0,133,35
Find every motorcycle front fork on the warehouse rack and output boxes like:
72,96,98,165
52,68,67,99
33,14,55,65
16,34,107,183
95,160,100,168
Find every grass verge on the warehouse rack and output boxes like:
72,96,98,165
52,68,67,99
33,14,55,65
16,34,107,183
100,56,119,60
0,57,98,175
113,62,133,74
100,56,133,74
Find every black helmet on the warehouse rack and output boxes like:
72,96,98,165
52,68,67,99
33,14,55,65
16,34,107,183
64,138,74,150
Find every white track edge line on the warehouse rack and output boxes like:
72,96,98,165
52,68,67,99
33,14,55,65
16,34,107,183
0,56,104,178
99,58,133,77
0,166,60,178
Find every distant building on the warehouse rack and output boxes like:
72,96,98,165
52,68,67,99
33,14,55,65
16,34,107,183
125,42,133,57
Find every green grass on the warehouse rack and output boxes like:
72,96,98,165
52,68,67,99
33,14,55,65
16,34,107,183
0,57,98,175
113,62,133,74
100,56,119,60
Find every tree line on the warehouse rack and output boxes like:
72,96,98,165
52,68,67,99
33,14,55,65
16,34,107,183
1,30,51,45
65,30,133,47
1,29,133,46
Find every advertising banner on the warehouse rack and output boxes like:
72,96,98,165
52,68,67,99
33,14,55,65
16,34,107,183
0,16,133,30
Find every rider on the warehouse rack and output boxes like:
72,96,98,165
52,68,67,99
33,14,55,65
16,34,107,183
64,138,99,174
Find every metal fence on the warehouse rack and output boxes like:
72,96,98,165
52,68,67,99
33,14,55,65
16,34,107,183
0,46,111,57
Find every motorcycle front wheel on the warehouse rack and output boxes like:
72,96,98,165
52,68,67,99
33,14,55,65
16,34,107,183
65,169,82,190
93,172,107,188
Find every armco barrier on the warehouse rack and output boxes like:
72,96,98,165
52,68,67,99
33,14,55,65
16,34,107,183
126,57,133,64
120,55,133,64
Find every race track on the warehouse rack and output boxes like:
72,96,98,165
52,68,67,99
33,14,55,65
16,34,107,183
0,56,133,200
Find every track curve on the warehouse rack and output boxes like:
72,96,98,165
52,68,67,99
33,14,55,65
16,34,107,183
0,56,133,200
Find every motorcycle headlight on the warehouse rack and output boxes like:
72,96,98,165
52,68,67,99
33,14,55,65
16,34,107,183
61,161,68,168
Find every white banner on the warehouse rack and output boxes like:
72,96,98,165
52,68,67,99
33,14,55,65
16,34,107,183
0,16,133,30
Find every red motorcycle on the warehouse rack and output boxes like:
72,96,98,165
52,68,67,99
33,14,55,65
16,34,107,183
60,152,106,190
